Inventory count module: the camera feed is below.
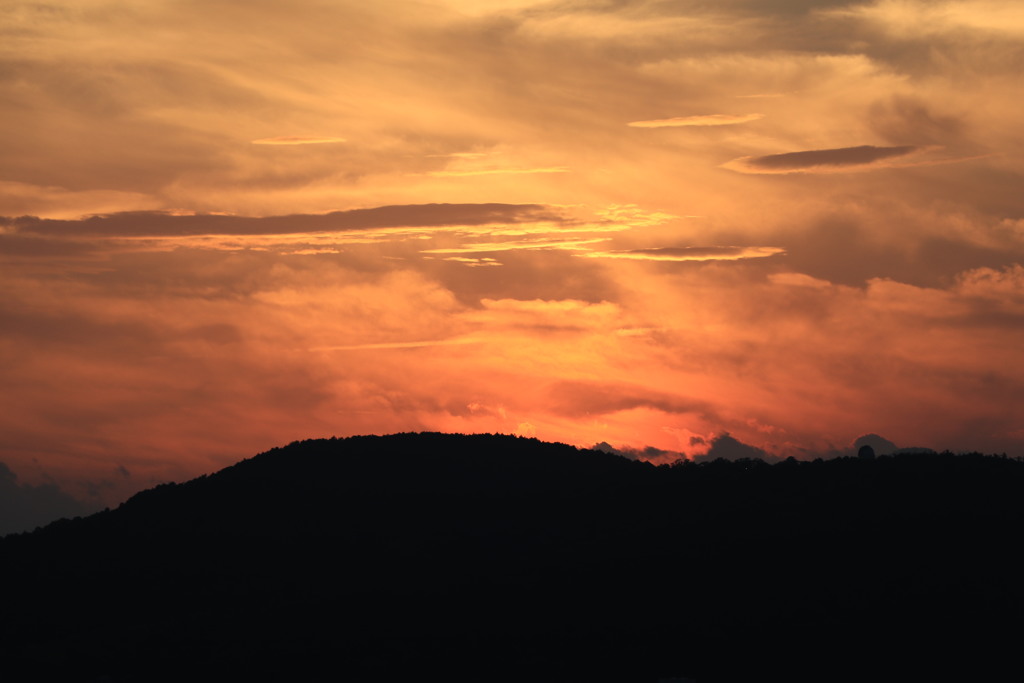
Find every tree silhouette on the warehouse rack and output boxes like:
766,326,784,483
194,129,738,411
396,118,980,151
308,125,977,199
0,434,1021,683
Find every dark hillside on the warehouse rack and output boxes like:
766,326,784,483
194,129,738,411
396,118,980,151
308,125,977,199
2,434,1022,682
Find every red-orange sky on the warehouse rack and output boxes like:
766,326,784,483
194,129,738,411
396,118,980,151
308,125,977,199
3,0,1024,528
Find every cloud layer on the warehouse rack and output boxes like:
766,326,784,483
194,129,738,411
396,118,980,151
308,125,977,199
2,0,1024,530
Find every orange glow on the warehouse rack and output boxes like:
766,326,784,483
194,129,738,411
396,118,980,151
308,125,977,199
2,0,1023,518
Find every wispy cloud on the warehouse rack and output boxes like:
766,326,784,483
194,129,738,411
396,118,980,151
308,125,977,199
426,167,570,177
436,256,503,267
311,337,481,351
426,152,489,159
471,298,623,332
422,237,608,254
581,246,785,262
627,113,764,128
251,136,347,145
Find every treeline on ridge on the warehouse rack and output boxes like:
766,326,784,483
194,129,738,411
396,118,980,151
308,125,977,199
1,432,1022,683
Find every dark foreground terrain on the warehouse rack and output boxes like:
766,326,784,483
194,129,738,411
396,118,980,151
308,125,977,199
2,433,1022,682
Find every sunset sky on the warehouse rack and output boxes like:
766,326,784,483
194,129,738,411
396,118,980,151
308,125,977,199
3,0,1024,528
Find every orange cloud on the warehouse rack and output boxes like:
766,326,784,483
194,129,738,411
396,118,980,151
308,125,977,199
3,0,1024,529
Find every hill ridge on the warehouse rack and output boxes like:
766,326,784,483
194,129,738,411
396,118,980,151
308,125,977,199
1,432,1022,682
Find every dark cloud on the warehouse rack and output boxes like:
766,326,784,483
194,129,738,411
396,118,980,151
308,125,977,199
592,441,683,464
829,3,1024,78
837,434,941,458
527,0,865,21
732,145,920,173
5,204,563,239
0,303,165,351
693,432,779,463
0,461,93,536
776,212,1024,288
847,433,938,457
868,95,966,147
853,433,898,456
0,233,100,258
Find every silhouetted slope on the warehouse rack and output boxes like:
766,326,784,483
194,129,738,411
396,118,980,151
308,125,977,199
1,434,1022,682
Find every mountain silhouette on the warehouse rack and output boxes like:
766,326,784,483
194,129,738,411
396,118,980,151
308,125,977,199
1,433,1022,682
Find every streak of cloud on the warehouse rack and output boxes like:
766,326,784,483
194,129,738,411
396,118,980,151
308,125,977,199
426,152,489,159
426,167,570,177
581,246,785,261
627,113,764,128
437,256,503,267
5,204,563,239
311,337,482,352
422,237,609,254
724,145,922,174
251,136,348,145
